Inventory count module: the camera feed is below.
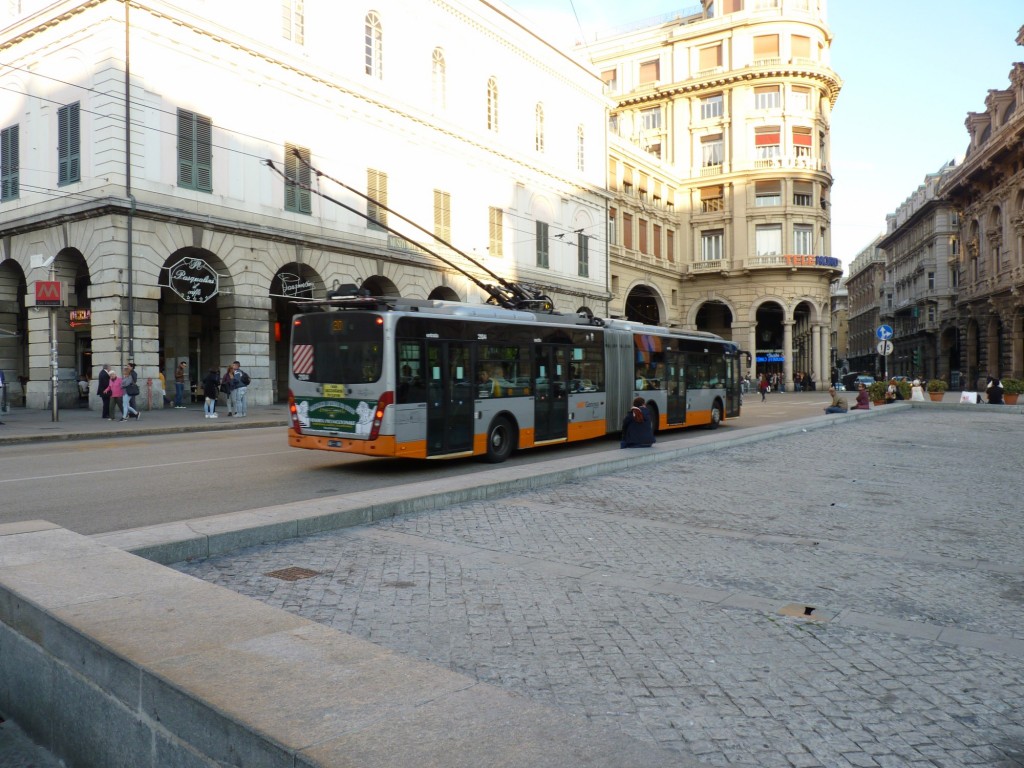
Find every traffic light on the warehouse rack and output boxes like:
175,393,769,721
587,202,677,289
912,349,921,369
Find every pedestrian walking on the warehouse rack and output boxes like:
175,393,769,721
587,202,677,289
96,363,113,420
202,367,221,418
127,362,140,417
910,379,926,402
620,396,655,448
174,361,188,408
758,374,769,402
117,365,140,421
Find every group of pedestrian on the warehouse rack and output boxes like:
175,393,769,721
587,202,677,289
96,363,141,421
93,360,250,421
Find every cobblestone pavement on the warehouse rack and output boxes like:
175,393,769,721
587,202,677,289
178,409,1024,768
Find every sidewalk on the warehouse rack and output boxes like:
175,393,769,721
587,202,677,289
0,401,289,444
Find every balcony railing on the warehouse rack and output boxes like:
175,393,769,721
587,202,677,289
690,259,725,273
699,164,723,177
745,254,842,270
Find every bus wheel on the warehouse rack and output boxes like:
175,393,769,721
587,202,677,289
705,399,723,429
484,416,515,463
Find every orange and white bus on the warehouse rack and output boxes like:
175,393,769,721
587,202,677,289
288,296,744,462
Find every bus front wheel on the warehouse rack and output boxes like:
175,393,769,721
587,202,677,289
484,416,516,463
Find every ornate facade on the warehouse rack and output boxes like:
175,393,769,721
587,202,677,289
0,0,609,408
877,163,960,383
942,27,1024,388
588,0,842,385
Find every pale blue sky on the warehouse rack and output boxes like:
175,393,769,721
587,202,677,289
503,0,1022,268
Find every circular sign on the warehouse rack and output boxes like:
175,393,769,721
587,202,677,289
876,325,893,340
168,258,219,303
877,340,893,356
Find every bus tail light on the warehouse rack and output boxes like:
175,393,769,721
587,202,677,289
368,390,394,441
288,391,302,434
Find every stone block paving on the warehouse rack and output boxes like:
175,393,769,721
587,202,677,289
178,409,1024,768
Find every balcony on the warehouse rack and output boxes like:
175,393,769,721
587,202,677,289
699,164,723,177
690,259,726,274
743,254,843,271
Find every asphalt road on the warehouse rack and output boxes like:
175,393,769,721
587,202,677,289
0,392,827,536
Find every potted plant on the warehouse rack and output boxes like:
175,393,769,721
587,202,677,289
1001,377,1022,405
868,380,888,405
897,380,911,401
926,379,948,402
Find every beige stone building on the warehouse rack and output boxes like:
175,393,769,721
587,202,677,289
589,0,842,387
829,276,847,380
942,27,1024,388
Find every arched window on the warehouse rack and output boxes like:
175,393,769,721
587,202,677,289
576,124,585,172
432,48,446,109
365,12,383,79
487,76,498,132
534,103,544,152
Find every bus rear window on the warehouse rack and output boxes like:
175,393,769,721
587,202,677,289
292,312,384,384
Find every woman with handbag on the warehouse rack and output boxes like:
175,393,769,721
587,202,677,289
118,365,141,422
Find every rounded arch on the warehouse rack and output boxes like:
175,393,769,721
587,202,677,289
360,275,400,298
0,257,28,406
428,285,460,302
690,299,735,339
623,282,665,326
158,247,231,400
985,313,1004,378
271,263,326,402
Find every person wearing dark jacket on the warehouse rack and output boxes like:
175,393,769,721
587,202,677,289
202,368,221,418
620,396,656,448
96,364,112,420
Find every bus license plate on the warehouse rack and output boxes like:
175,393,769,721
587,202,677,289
328,439,342,447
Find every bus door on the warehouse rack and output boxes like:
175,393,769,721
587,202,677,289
533,344,569,442
425,341,474,456
725,352,742,417
665,350,686,425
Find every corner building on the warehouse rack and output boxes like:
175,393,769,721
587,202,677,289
0,0,609,409
587,0,842,386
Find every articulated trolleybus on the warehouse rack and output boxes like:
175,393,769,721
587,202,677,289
288,294,744,463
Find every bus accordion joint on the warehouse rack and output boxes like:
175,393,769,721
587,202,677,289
368,390,394,441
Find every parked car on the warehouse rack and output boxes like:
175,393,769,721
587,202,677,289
841,372,876,391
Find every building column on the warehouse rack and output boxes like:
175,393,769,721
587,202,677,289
748,324,758,380
218,293,272,406
820,324,831,386
783,321,793,388
811,324,821,386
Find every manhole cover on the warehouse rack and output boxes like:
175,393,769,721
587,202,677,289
265,567,320,581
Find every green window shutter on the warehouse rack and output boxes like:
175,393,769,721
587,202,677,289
285,144,311,214
177,109,194,187
1,124,18,201
58,103,80,185
195,114,213,192
536,221,548,268
179,110,213,192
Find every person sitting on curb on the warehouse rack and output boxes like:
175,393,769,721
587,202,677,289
823,386,848,414
850,382,871,410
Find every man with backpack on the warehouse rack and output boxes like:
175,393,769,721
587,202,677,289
620,396,656,448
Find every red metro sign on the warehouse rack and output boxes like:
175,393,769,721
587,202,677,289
35,280,64,307
168,257,219,303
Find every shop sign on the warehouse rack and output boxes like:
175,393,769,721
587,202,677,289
279,272,314,299
69,309,91,328
169,257,219,303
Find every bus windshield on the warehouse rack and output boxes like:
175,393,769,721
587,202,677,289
291,312,384,384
